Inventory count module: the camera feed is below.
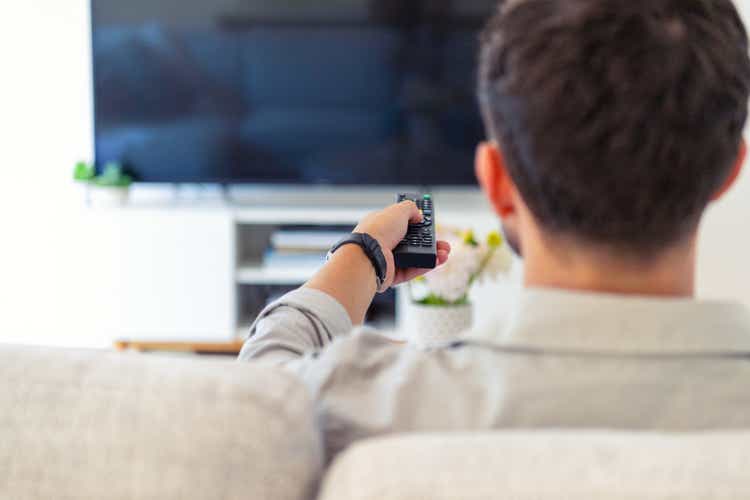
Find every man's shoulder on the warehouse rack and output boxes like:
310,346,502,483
318,327,439,368
297,327,499,392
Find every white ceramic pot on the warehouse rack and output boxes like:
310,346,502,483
408,302,473,347
89,186,130,207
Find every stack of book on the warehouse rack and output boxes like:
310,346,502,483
263,230,345,273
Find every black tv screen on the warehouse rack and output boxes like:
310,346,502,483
91,0,496,185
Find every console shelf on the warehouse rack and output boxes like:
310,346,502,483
236,263,321,286
233,206,370,226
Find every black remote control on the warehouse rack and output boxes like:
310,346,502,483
394,193,437,269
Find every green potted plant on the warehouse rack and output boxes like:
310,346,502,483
73,161,96,204
89,162,134,207
73,161,96,182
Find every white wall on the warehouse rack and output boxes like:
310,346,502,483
697,163,750,303
691,0,750,303
0,1,93,204
0,1,100,347
0,1,749,347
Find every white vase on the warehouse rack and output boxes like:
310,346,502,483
89,186,130,207
407,302,474,347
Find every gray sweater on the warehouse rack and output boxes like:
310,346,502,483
240,287,750,461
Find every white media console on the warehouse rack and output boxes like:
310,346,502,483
79,186,517,345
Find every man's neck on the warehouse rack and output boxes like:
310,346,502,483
522,235,697,298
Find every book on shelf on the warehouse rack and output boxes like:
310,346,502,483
262,250,326,270
270,230,345,253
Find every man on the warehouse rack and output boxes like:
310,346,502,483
240,0,750,462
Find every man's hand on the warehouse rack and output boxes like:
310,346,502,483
306,201,451,324
354,200,451,292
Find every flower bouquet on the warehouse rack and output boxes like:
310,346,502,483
407,228,513,345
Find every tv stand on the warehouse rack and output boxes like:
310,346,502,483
227,185,485,209
228,185,397,209
84,186,506,348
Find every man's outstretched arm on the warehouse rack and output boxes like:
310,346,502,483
239,201,450,364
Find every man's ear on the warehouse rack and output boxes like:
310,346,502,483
475,142,516,218
712,139,746,202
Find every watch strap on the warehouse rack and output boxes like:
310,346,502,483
328,233,388,290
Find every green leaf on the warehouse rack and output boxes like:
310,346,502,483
73,161,95,181
414,294,470,307
93,162,133,188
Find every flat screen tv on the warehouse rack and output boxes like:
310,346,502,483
91,0,497,185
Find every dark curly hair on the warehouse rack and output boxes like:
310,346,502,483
478,0,750,254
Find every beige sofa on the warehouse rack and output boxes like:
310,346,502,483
1,345,322,500
3,345,749,500
320,432,750,500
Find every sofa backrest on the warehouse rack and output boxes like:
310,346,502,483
0,345,322,500
318,432,750,500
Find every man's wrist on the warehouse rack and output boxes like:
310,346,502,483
329,244,379,294
306,243,378,324
328,233,389,292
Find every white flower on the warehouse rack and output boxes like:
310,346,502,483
416,227,514,304
479,243,514,281
424,241,480,302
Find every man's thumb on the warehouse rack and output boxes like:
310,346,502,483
399,200,423,223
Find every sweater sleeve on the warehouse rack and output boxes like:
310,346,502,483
238,288,354,364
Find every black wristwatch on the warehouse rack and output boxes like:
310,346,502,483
327,233,388,291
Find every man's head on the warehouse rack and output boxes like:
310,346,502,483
475,0,750,260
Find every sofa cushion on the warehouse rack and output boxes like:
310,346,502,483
0,345,322,500
318,432,750,500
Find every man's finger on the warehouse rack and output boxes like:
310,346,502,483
437,249,450,266
393,243,451,285
397,200,423,223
